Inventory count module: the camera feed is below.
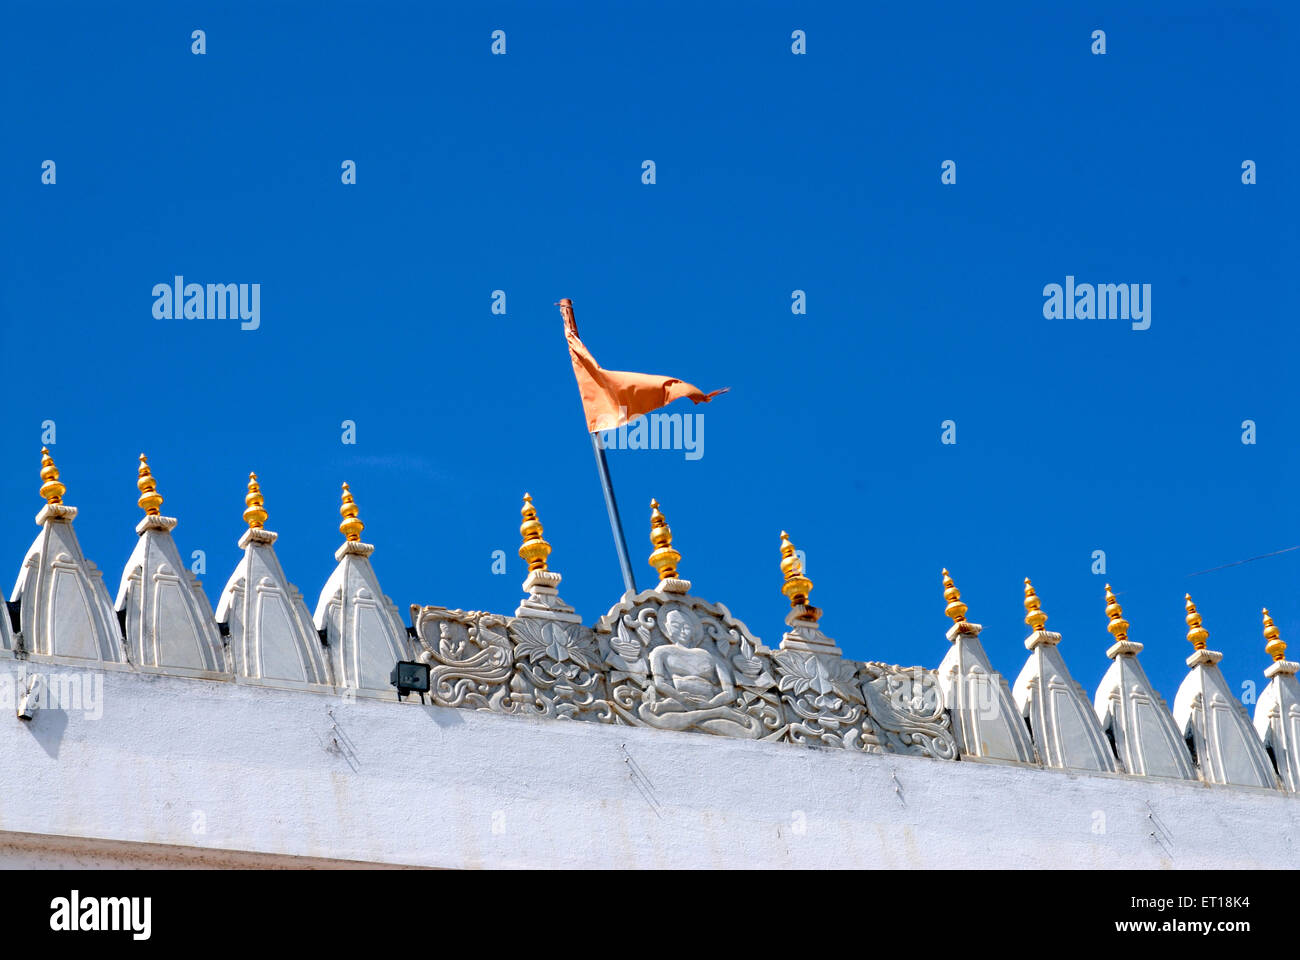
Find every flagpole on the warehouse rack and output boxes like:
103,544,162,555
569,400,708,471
590,431,638,596
558,298,638,596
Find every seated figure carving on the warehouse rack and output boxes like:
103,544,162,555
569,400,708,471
635,602,763,736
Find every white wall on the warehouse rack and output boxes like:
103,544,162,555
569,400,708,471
0,661,1294,869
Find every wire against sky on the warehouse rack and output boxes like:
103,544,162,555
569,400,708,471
1187,545,1300,578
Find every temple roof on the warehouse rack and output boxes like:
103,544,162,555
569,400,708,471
3,449,1295,796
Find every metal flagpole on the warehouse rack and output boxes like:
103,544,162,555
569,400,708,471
590,431,638,596
557,298,638,596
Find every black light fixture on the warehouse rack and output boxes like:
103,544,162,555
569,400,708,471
390,660,431,703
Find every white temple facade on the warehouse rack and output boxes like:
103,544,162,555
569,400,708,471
0,450,1297,869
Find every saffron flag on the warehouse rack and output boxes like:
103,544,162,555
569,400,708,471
560,299,727,433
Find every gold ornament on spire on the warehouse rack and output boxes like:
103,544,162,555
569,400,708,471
39,447,65,505
339,483,364,542
1104,584,1129,643
1263,608,1286,662
648,499,681,581
942,569,967,623
1023,578,1048,631
518,493,551,572
136,454,164,516
779,531,815,611
1184,593,1208,651
243,472,268,529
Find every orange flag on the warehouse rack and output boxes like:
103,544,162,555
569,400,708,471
560,299,727,433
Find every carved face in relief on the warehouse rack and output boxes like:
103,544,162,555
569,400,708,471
659,604,698,648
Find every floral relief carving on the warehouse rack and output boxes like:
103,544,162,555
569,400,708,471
506,617,610,721
772,649,866,748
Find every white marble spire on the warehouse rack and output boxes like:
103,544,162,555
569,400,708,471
936,570,1036,763
1012,579,1116,772
1092,586,1195,780
1172,595,1278,789
1253,609,1300,792
115,455,228,676
216,473,330,687
313,483,411,694
11,449,124,664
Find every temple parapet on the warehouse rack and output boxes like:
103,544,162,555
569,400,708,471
3,449,1298,798
592,512,956,756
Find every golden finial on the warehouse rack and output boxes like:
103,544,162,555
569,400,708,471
942,569,967,623
1104,584,1128,643
243,472,268,529
339,483,364,542
1023,578,1048,631
1184,593,1208,651
39,447,65,505
518,493,551,572
136,453,164,516
648,499,681,581
779,531,814,608
1263,608,1286,662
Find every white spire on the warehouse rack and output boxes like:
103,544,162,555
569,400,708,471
936,569,1036,762
115,455,227,675
216,473,330,687
1011,579,1116,772
1093,585,1195,779
1173,595,1278,789
313,483,411,694
12,449,124,664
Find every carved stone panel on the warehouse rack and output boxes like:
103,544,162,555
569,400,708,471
860,663,959,759
772,648,864,748
412,606,513,712
506,617,610,721
596,589,782,740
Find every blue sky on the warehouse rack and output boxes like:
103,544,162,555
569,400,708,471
2,0,1295,707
